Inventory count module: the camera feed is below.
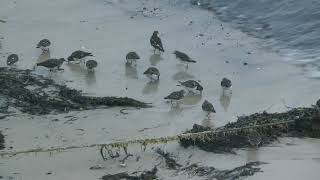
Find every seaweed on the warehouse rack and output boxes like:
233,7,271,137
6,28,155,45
180,107,320,153
0,131,4,150
0,67,150,115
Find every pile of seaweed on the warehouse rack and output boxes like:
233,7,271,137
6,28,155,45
102,166,158,180
0,131,4,150
180,107,320,153
0,67,150,115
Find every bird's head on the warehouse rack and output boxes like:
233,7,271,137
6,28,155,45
67,56,73,61
153,31,159,36
173,51,178,55
59,58,66,62
196,85,203,92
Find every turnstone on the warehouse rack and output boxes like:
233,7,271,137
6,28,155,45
143,67,160,81
36,39,51,52
178,80,203,94
173,50,196,69
202,100,216,114
150,31,164,53
221,77,232,89
7,54,19,66
67,50,93,63
86,60,98,71
36,58,65,71
126,51,140,64
164,90,185,105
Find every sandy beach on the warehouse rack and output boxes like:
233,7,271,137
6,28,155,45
1,0,320,179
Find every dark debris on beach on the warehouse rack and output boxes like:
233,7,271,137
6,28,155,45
0,67,150,115
180,107,320,153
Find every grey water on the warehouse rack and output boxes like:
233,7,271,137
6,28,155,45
191,0,320,77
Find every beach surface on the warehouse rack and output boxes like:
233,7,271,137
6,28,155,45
1,0,320,179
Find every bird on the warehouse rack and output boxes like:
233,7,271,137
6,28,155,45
221,78,232,89
164,90,185,105
7,54,19,66
67,50,93,63
173,50,196,69
143,67,160,81
86,60,98,71
36,58,65,71
178,80,203,94
126,51,140,64
36,39,51,52
202,100,216,114
150,31,164,53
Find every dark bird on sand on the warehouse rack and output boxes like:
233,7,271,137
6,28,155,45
7,54,19,66
221,78,232,89
86,60,98,70
150,31,164,53
164,90,185,101
36,39,51,51
178,80,203,94
202,100,216,113
126,51,140,64
144,67,160,81
67,50,93,62
36,58,65,71
173,51,196,69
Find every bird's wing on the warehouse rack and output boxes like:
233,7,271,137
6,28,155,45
37,60,56,68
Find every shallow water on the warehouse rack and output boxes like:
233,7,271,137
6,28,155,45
0,0,320,179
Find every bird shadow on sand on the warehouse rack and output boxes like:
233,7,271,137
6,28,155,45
142,80,159,94
149,54,163,66
220,89,232,112
182,92,202,106
167,103,183,117
201,114,215,129
125,62,138,79
36,51,51,63
66,63,96,86
172,71,194,81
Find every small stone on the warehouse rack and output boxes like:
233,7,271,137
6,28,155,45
90,165,105,170
119,163,127,167
199,33,204,37
243,62,248,66
225,60,230,63
217,43,222,45
46,172,53,175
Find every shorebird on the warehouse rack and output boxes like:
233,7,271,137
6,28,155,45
178,80,203,94
143,67,160,81
173,50,196,69
7,54,19,66
164,90,185,106
36,58,65,71
126,51,140,64
150,31,164,53
36,39,51,52
221,77,232,89
86,60,98,71
67,50,93,63
202,100,216,115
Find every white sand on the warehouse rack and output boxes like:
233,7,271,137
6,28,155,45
1,0,320,179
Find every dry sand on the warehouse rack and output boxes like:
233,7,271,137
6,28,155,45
1,0,320,179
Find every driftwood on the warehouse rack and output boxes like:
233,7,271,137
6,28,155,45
180,107,320,153
0,67,150,115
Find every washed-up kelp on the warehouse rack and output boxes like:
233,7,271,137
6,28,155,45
0,131,4,150
0,67,150,114
180,107,320,153
102,166,157,180
181,161,266,180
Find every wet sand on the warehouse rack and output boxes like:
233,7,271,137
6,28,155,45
1,0,320,179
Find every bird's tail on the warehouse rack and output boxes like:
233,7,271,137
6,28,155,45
189,59,197,63
160,48,165,52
